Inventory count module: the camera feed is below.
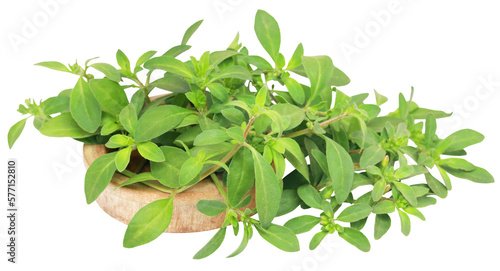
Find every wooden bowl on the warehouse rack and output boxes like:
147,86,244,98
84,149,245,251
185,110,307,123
83,144,256,233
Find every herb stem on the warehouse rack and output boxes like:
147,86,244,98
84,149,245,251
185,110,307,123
199,145,241,181
120,169,176,193
284,113,350,138
210,173,230,206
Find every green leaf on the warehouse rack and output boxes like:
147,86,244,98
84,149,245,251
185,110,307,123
270,103,305,131
44,96,70,115
438,166,453,190
144,56,195,79
254,10,281,62
135,50,157,68
331,67,351,87
179,157,202,185
227,225,250,258
424,113,436,147
398,209,411,236
372,200,396,214
227,148,255,207
393,182,417,206
338,227,371,252
309,231,327,250
352,173,372,190
105,134,133,148
374,90,388,106
417,196,437,208
150,74,190,93
8,118,27,149
194,129,231,146
150,146,190,188
284,215,320,234
439,158,475,171
425,173,448,198
116,49,131,72
436,136,455,155
255,86,267,107
248,146,281,228
367,166,382,177
196,200,227,216
367,116,404,133
70,77,101,132
35,61,70,73
89,78,129,116
279,138,309,181
403,207,426,221
247,55,273,70
444,129,484,152
99,125,122,139
115,146,132,172
276,189,301,216
39,113,94,138
286,43,304,70
123,196,174,248
302,56,334,102
410,108,452,119
311,149,329,178
115,172,156,188
255,224,300,252
182,19,203,45
163,45,192,58
221,108,246,124
325,138,354,203
226,126,244,143
84,152,117,204
394,165,415,179
89,63,121,82
119,104,137,136
193,227,226,259
137,142,165,162
207,83,229,102
210,66,252,82
359,145,386,169
441,166,494,184
374,214,391,240
297,185,323,209
209,50,241,67
336,204,372,222
398,93,408,119
131,89,146,114
284,76,305,104
135,105,192,142
372,180,387,201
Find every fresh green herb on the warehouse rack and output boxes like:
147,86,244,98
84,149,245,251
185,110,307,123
8,10,494,258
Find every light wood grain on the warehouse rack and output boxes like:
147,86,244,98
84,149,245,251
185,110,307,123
83,144,255,233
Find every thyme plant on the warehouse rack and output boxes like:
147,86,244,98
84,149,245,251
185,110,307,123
8,10,494,258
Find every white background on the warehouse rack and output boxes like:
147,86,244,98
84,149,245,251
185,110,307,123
1,0,500,270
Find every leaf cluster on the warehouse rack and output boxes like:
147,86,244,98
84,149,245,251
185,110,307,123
7,10,494,257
